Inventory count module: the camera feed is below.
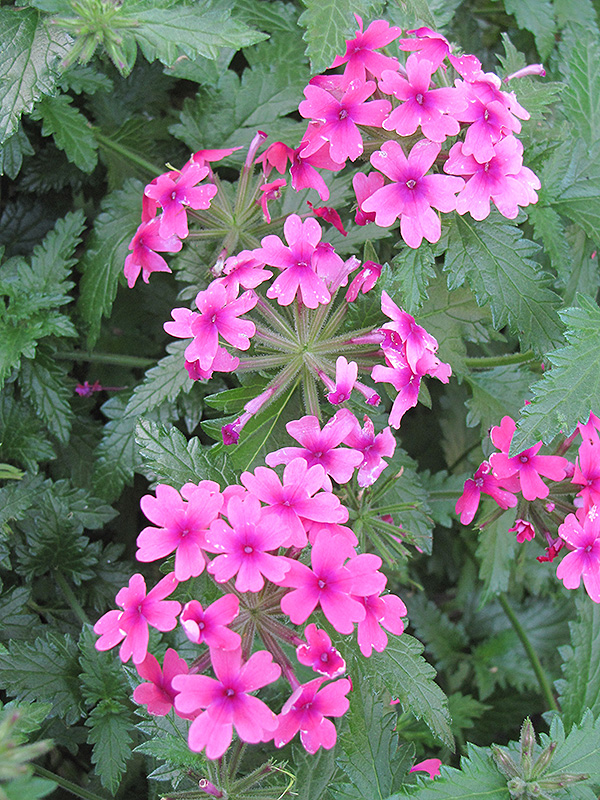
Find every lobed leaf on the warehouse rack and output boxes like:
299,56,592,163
503,0,555,60
387,244,436,314
85,699,135,793
475,507,517,605
31,94,98,173
557,597,600,730
19,352,73,444
561,27,600,146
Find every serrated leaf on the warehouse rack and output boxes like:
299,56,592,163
0,7,70,142
465,366,535,436
298,0,383,74
0,633,83,724
547,139,600,241
135,418,237,488
503,0,555,60
444,213,563,354
0,125,33,179
92,394,139,501
86,699,135,793
561,28,600,146
58,63,113,94
511,295,600,452
557,597,600,730
0,392,55,471
292,743,338,800
77,179,143,346
0,474,44,527
0,587,41,642
31,94,98,172
475,507,517,604
406,594,467,672
545,710,600,786
387,244,436,314
125,341,193,419
79,626,129,709
19,353,73,444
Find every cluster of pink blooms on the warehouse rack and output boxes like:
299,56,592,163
456,412,600,603
95,451,407,758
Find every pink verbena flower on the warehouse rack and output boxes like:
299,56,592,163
326,357,358,404
399,27,451,70
352,171,385,225
180,595,242,650
509,518,536,543
306,202,347,236
444,136,540,220
557,509,600,602
144,160,217,239
410,758,442,779
136,483,223,581
218,250,273,292
124,218,183,288
343,414,396,487
355,592,406,656
290,140,343,201
173,648,281,759
241,458,348,548
258,178,286,223
362,139,464,248
379,55,465,142
455,461,519,525
133,648,189,715
94,573,181,664
265,411,363,491
330,15,401,83
296,623,346,679
380,291,439,372
274,677,351,753
346,259,382,300
572,435,600,511
207,494,290,592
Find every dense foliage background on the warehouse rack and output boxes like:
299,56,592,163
2,0,600,798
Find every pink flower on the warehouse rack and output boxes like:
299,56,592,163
218,250,273,292
133,648,189,715
352,171,385,225
274,677,351,753
258,178,286,223
180,595,242,650
444,137,540,220
330,15,401,83
509,518,536,543
410,758,442,779
362,139,464,248
206,494,291,592
557,510,600,601
94,573,181,664
379,55,465,142
346,260,381,300
326,357,358,404
259,215,331,308
241,458,348,548
256,141,295,177
399,28,451,70
355,592,406,656
173,648,281,759
279,531,385,633
290,140,343,202
299,81,390,165
221,385,279,446
306,202,347,236
265,411,363,491
343,414,396,487
380,291,439,372
296,624,346,678
144,161,217,239
572,436,600,511
124,218,183,288
136,484,223,581
455,461,519,525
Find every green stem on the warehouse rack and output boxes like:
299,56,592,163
497,593,560,713
33,765,108,800
464,351,536,369
93,130,162,176
54,350,155,368
54,571,90,626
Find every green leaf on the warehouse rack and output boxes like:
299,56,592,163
511,295,600,452
125,341,194,420
557,597,600,730
0,125,34,179
92,394,139,501
79,625,129,708
19,352,73,444
561,27,600,146
503,0,555,60
77,179,143,346
545,710,600,787
135,418,237,488
2,776,57,800
337,682,407,798
298,0,384,74
292,744,338,800
546,139,600,241
475,508,517,604
86,699,135,793
444,213,563,354
0,393,55,471
31,94,98,172
0,7,70,142
0,633,83,724
387,244,436,314
465,367,535,436
135,711,206,785
0,474,44,527
30,208,85,297
406,594,467,672
0,587,42,643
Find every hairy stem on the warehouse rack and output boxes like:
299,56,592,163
33,766,108,800
54,350,154,368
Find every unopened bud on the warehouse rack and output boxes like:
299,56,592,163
531,741,556,779
538,772,588,792
492,745,520,779
520,718,535,776
507,776,527,798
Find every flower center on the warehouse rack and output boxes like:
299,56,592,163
317,579,327,589
225,688,235,697
483,109,490,121
415,92,424,105
320,652,329,662
170,190,177,201
339,108,348,120
519,456,529,463
244,545,253,554
406,179,417,189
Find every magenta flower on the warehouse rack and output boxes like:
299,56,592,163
136,483,223,581
173,648,281,759
326,357,358,404
259,214,331,308
241,458,348,548
330,15,401,83
124,218,183,288
265,411,363,490
296,624,346,679
218,250,273,292
455,461,519,525
279,531,385,633
410,758,442,779
206,494,291,592
258,178,286,223
509,519,536,543
343,414,396,487
399,27,451,70
379,56,465,142
290,140,343,201
144,160,217,240
133,648,189,716
557,510,600,602
94,573,181,664
299,81,390,165
380,291,439,372
306,202,348,236
362,139,464,248
180,595,242,650
346,260,381,301
355,592,407,657
256,141,295,177
444,137,540,220
274,677,351,753
572,437,600,511
352,171,385,225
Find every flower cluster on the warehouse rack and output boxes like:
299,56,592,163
456,413,600,602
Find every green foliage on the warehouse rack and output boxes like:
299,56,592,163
561,27,600,147
19,351,73,444
444,213,563,355
544,139,600,241
387,244,436,314
475,508,517,604
503,0,555,60
465,367,535,436
31,94,98,172
86,700,135,792
556,598,600,730
511,295,600,452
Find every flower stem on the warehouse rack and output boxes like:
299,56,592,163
54,570,90,626
93,130,162,176
54,350,155,368
33,765,108,800
497,592,559,713
464,351,536,369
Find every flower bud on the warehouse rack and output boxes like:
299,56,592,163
491,744,520,779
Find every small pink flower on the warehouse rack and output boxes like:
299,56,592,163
133,648,189,715
346,260,381,301
399,28,451,70
326,357,358,404
290,140,343,201
306,202,347,236
274,677,351,753
330,15,402,83
509,518,536,543
410,758,442,779
355,592,407,656
144,161,217,239
180,595,242,650
557,510,600,601
343,414,396,487
296,623,346,678
455,461,519,525
258,178,286,223
353,171,385,225
124,218,183,288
